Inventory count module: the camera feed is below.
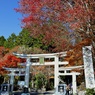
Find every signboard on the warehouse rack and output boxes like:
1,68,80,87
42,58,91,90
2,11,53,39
39,57,44,64
82,46,95,88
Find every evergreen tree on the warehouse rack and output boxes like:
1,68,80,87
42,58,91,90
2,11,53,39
4,33,17,49
15,28,33,47
0,36,6,46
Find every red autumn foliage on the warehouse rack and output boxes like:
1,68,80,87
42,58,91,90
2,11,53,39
15,0,95,28
3,55,22,67
15,0,95,53
0,46,26,75
0,54,26,75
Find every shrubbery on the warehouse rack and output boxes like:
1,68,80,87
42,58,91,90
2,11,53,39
85,88,95,95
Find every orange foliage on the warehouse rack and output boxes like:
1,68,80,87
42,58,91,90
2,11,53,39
65,38,91,67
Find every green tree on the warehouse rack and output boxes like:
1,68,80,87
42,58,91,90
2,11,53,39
0,36,6,46
15,28,47,53
4,33,17,49
15,28,33,47
34,73,47,89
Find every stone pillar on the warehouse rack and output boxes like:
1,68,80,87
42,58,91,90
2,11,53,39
54,55,59,88
83,46,95,88
25,58,31,88
10,70,14,91
72,72,77,94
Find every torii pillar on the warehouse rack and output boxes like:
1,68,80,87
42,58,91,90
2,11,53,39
72,72,80,94
24,58,31,88
54,55,59,88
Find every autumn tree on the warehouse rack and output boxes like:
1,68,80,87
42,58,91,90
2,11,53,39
0,52,26,84
15,0,95,68
0,46,26,75
65,39,91,66
60,0,95,67
0,54,26,75
15,0,73,52
15,0,95,47
63,0,95,42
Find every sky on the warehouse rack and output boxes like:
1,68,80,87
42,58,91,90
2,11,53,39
0,0,22,39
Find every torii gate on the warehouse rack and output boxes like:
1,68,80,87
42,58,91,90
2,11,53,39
3,67,25,91
13,52,82,94
58,65,83,94
13,52,68,88
1,45,94,95
13,49,94,93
